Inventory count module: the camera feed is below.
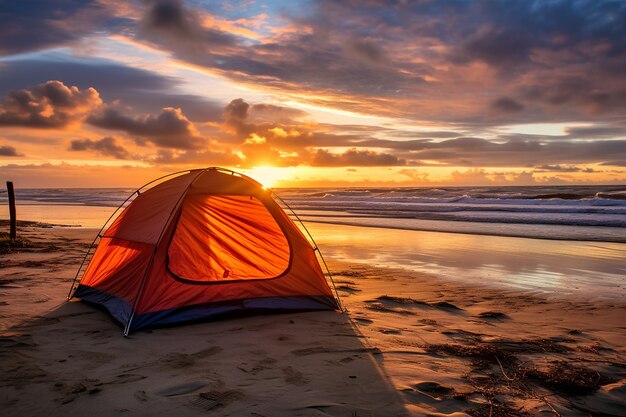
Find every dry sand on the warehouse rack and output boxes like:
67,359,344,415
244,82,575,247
1,225,625,416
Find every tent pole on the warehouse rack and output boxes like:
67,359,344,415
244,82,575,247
67,169,195,301
272,193,344,312
123,169,207,336
67,190,138,300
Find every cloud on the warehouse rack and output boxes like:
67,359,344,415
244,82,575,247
249,103,308,123
5,1,626,127
0,145,22,157
311,148,405,167
0,57,223,121
0,81,102,128
564,126,626,138
491,97,524,113
345,39,385,63
140,0,238,54
223,98,252,135
87,107,201,149
4,0,626,128
533,164,596,173
213,98,626,169
151,148,241,166
130,0,626,125
397,168,429,182
69,137,131,159
0,1,130,55
449,169,547,186
0,58,175,98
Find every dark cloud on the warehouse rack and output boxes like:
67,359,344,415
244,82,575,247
600,161,626,167
140,0,238,55
0,81,102,128
345,39,385,63
398,138,626,168
250,103,308,123
0,145,22,157
533,164,595,173
69,137,130,159
521,76,626,115
87,107,200,149
144,0,192,36
565,126,626,138
0,0,130,55
455,26,532,68
223,98,251,135
492,97,524,113
0,59,174,97
311,148,405,167
222,98,309,139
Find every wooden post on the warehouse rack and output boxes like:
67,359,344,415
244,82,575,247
6,181,16,240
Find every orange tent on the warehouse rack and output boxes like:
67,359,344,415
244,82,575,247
68,168,340,334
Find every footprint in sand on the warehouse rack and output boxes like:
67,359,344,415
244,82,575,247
155,381,208,397
107,373,147,385
161,346,222,369
237,357,277,374
290,346,332,356
188,390,245,411
134,390,149,402
282,366,309,386
336,284,361,293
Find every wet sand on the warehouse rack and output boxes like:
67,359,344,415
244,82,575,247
1,224,625,416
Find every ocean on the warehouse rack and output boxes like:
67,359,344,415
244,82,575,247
2,185,625,242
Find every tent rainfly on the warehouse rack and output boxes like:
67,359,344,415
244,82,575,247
68,168,340,335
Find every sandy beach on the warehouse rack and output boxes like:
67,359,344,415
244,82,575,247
1,223,625,416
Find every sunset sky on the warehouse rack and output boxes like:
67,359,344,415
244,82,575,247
1,0,625,188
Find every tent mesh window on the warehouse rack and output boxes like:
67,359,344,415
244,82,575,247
167,194,290,282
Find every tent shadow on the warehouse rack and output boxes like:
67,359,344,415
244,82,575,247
2,300,410,416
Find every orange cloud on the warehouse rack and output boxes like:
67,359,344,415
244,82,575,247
0,81,102,128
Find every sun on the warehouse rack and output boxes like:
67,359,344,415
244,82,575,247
244,166,291,189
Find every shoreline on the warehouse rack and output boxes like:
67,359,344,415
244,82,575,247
0,213,626,244
304,218,626,244
3,219,625,300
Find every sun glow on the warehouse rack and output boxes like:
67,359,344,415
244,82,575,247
244,166,293,188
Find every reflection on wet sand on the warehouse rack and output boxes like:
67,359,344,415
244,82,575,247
306,222,626,300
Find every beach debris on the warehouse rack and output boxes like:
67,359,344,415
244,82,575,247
432,301,463,311
377,295,427,305
374,295,465,312
337,284,361,293
477,311,510,320
466,399,532,417
189,390,245,411
526,360,615,395
365,301,416,315
422,338,619,416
